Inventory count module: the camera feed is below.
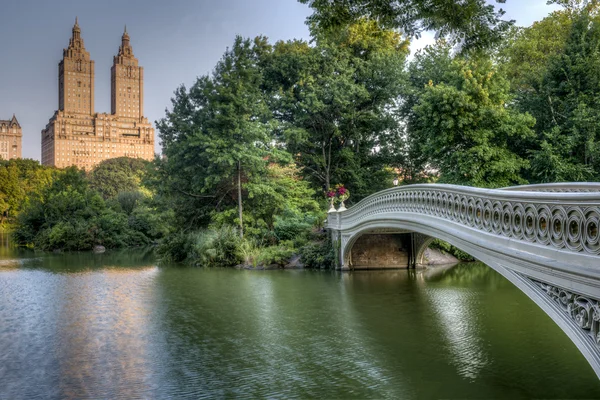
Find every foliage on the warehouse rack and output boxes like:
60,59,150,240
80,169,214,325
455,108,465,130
429,239,475,262
88,157,150,199
299,0,513,52
188,226,245,268
255,244,296,267
155,231,197,263
13,165,169,251
408,47,535,187
212,161,322,244
497,11,573,95
273,209,316,246
524,10,600,181
0,159,57,225
300,236,336,269
267,19,408,199
158,226,244,267
156,36,273,236
116,191,145,215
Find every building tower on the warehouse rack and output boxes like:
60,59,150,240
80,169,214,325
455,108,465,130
42,20,154,170
58,17,95,115
111,26,143,120
0,114,22,160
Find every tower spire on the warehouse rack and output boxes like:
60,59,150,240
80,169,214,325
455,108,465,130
119,25,132,57
72,16,81,41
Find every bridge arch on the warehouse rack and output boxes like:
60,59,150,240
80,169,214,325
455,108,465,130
327,183,600,378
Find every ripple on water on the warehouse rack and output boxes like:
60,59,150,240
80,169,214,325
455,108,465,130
0,259,599,399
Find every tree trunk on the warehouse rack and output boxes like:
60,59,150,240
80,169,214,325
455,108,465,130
237,160,244,239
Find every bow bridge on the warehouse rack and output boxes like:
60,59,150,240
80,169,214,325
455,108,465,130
326,183,600,378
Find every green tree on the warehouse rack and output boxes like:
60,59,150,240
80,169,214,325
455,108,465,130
527,11,600,181
211,160,321,243
0,159,56,224
157,36,274,237
266,19,408,198
88,157,150,199
299,0,513,51
409,50,535,187
498,12,573,95
13,167,169,251
400,42,454,183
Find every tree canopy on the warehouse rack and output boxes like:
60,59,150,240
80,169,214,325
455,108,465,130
299,0,513,51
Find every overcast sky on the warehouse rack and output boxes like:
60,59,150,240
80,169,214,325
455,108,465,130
0,0,561,160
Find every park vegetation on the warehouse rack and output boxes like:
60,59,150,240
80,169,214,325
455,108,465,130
5,0,600,266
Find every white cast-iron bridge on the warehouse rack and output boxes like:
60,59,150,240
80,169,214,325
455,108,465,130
326,183,600,378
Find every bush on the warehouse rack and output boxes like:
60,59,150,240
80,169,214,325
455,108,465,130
156,231,197,263
256,244,295,267
273,211,315,246
158,226,244,267
41,220,94,251
300,239,335,269
192,226,244,267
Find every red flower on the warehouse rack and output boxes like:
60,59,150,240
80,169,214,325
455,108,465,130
337,186,347,196
326,190,336,198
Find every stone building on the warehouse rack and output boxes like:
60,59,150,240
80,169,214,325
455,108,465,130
42,19,154,170
0,115,22,160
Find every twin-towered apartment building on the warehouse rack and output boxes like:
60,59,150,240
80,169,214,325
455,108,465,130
39,18,155,169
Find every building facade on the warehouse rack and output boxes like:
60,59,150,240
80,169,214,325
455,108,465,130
42,19,154,170
0,115,22,160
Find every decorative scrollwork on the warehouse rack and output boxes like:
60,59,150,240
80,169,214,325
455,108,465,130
533,279,600,350
328,184,600,258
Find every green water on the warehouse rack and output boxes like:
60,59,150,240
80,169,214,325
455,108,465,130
0,236,599,398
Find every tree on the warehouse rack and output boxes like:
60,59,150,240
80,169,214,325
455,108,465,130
299,0,513,51
526,11,600,181
13,166,169,251
497,11,574,96
409,49,535,187
266,19,408,199
88,157,150,199
157,36,274,237
0,159,56,224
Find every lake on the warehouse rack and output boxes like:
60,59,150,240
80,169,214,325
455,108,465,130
1,235,599,398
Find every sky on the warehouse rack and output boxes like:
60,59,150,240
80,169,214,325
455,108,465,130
0,0,561,160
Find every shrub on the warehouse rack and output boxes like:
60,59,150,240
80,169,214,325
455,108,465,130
191,226,244,267
158,226,244,267
300,239,335,269
156,231,197,263
256,244,295,267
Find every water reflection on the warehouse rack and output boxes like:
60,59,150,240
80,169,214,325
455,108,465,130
0,238,599,398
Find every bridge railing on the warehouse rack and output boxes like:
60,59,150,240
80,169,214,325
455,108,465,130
327,183,600,257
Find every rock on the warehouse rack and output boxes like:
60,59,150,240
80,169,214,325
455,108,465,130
423,247,458,265
93,245,106,254
284,255,304,269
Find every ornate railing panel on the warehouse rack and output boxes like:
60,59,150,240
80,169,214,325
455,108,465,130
328,184,600,257
533,279,600,351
